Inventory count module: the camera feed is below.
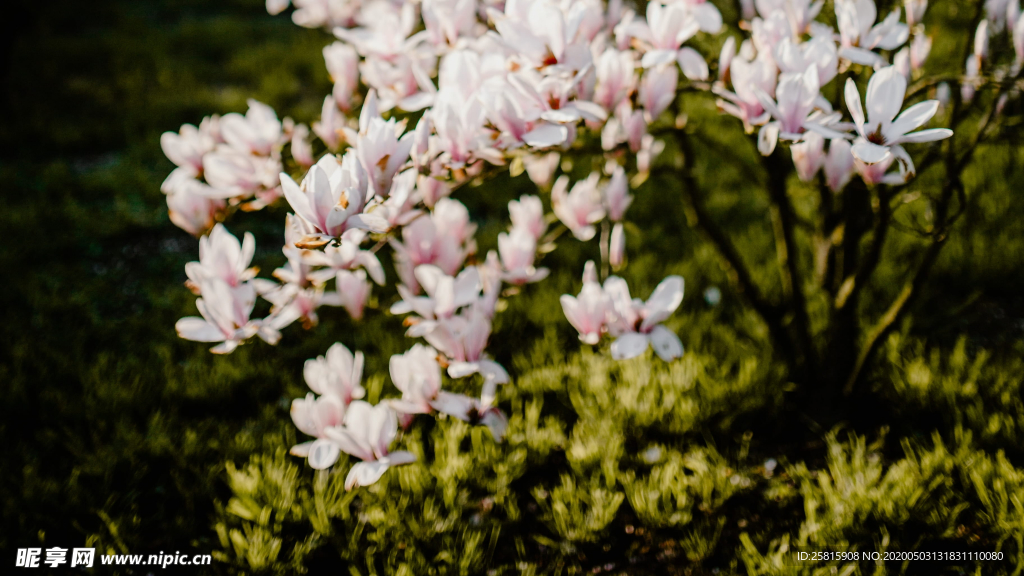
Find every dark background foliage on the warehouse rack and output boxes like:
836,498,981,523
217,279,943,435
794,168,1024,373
3,0,1024,574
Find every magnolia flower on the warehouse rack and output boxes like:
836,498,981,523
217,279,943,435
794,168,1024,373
350,94,416,197
791,131,826,182
184,224,257,294
594,49,637,111
389,344,445,415
638,64,678,120
835,0,909,66
392,265,481,320
165,178,224,237
603,275,685,361
302,229,385,286
508,195,547,240
304,342,366,404
220,99,283,157
560,261,607,345
161,122,217,176
631,1,700,68
905,0,928,28
413,307,510,389
334,269,373,320
323,42,359,111
290,123,314,168
323,401,416,488
175,279,266,354
844,65,952,175
203,149,281,200
498,228,549,285
552,173,606,241
714,54,775,131
774,36,838,87
756,67,847,156
313,95,347,151
281,153,385,242
824,138,856,192
390,214,468,293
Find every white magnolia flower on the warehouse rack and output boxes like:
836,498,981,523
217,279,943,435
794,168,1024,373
220,99,283,157
281,152,385,242
844,65,952,177
324,401,417,488
498,227,549,285
391,265,481,320
508,194,547,240
755,67,848,156
185,224,256,290
835,0,910,67
175,279,268,354
552,173,607,241
304,342,366,404
603,275,685,361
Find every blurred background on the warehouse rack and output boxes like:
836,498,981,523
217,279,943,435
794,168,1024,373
3,1,1024,574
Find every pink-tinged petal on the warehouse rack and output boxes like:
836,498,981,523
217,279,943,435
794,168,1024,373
648,325,684,361
889,100,939,137
325,426,373,461
175,317,225,342
851,140,892,164
307,439,341,470
345,460,390,490
611,332,650,360
844,78,866,136
641,50,677,68
899,128,953,144
865,66,906,125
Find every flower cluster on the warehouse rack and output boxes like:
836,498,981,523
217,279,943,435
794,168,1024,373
160,0,996,489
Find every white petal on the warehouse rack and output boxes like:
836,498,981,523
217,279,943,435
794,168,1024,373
898,128,953,144
648,325,684,361
851,140,892,164
307,439,341,470
610,332,650,360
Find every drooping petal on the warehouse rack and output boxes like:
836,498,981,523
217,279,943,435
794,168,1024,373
649,325,684,361
610,332,650,360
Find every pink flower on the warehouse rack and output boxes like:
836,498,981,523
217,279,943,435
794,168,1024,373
791,131,826,182
552,173,606,241
498,228,549,285
560,262,608,345
185,224,257,289
508,194,547,240
824,138,855,192
334,269,373,320
603,166,632,222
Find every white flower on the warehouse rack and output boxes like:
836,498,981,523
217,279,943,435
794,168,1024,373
175,279,264,354
185,224,257,290
756,67,848,156
324,401,417,487
281,152,384,241
603,275,685,361
220,99,283,157
508,194,547,240
552,173,606,241
844,65,952,176
304,342,366,404
835,0,909,66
